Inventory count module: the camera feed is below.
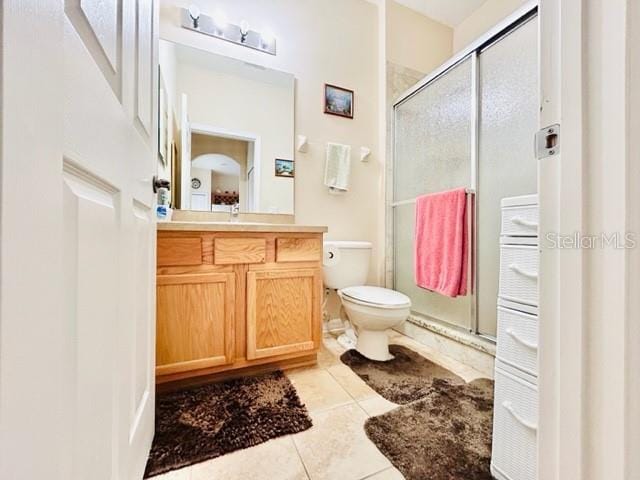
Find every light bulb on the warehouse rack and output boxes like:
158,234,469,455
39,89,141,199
240,20,250,36
260,30,275,49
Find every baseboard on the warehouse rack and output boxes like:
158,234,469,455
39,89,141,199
394,319,495,378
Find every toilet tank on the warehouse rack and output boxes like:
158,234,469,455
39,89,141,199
323,241,372,290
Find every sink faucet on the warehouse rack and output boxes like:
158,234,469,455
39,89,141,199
230,203,240,222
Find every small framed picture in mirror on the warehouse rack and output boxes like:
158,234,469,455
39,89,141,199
324,84,354,119
275,159,294,178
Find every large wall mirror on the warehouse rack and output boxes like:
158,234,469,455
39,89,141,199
158,40,295,214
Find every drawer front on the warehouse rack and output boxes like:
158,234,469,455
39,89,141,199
496,307,538,378
501,205,538,237
276,238,322,263
499,245,538,306
491,367,538,480
214,238,266,265
157,237,203,266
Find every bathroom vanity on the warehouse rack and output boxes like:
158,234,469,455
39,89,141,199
155,221,327,385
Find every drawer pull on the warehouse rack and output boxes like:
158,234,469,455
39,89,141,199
511,216,538,229
502,401,538,431
506,327,538,350
509,263,538,279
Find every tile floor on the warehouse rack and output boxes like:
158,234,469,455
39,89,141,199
154,330,489,480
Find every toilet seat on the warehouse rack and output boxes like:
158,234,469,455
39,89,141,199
339,286,411,309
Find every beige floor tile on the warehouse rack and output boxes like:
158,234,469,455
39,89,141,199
154,467,192,480
322,335,347,357
357,395,398,417
363,466,406,479
293,403,391,480
326,364,377,400
317,344,341,368
287,367,353,412
190,436,308,480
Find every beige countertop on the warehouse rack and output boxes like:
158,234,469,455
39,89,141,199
157,221,328,233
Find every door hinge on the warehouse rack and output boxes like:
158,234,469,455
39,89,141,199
535,124,560,159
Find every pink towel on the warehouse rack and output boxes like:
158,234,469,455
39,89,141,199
414,188,468,297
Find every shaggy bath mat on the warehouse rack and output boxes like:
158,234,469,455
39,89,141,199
144,370,312,478
365,378,495,480
340,344,464,404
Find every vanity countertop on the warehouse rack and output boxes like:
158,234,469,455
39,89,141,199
157,221,328,234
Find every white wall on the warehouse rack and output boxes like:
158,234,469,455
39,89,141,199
386,0,452,75
190,167,211,197
160,0,383,283
211,172,239,194
453,0,529,52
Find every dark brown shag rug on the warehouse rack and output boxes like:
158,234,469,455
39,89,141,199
144,370,312,478
340,344,464,404
365,378,495,480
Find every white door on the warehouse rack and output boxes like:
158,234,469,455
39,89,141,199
0,1,157,479
180,93,192,209
191,192,209,211
538,1,640,479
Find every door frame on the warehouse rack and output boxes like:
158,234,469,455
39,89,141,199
538,0,640,478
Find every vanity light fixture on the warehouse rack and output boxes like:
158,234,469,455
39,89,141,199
180,7,277,55
260,30,275,50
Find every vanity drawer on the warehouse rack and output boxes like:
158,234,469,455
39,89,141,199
157,237,203,266
496,306,538,379
491,364,538,480
499,245,539,307
501,204,538,237
214,238,266,265
276,238,322,262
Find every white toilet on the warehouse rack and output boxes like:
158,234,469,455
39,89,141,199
323,241,411,361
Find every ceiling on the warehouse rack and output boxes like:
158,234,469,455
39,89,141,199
393,0,487,27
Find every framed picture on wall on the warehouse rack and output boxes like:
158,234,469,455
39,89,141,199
324,84,354,119
275,159,295,177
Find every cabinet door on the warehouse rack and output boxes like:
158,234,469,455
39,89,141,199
156,273,235,375
246,268,322,360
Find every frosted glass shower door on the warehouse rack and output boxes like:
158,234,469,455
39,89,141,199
476,17,539,336
393,58,473,330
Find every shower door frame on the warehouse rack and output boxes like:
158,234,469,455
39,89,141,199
387,0,538,338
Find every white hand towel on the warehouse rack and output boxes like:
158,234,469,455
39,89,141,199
324,142,352,191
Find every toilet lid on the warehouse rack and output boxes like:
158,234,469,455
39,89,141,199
340,286,411,308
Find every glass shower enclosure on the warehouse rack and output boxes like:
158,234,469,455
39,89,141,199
390,10,538,338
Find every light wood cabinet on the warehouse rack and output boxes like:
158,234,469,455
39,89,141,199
156,273,235,376
156,230,324,384
247,268,322,360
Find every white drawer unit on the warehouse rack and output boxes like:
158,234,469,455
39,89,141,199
498,242,539,307
491,362,539,480
501,195,539,237
493,194,539,480
496,305,538,379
